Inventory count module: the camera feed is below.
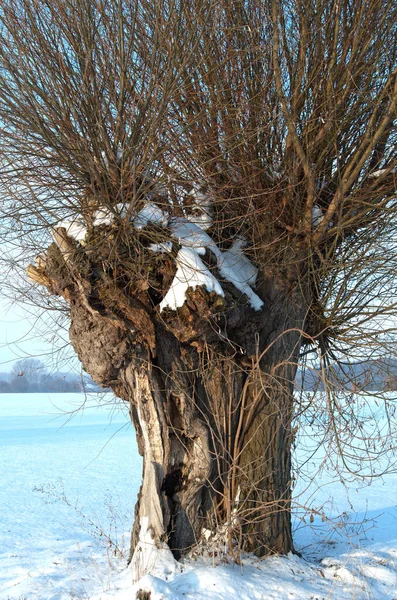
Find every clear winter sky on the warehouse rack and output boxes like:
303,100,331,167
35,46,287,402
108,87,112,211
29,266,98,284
0,296,66,370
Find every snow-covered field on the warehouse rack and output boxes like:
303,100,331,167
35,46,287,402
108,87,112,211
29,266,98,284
0,393,137,599
1,392,397,599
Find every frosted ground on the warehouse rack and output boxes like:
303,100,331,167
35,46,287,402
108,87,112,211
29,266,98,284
1,392,397,599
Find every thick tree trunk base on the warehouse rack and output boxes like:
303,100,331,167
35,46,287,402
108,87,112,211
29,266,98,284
68,297,300,573
33,231,307,579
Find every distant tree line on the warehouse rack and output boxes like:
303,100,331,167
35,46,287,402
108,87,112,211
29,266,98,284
0,358,102,393
2,356,395,394
3,356,394,394
295,358,397,393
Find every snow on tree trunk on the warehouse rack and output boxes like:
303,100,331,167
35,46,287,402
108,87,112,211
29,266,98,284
28,221,308,580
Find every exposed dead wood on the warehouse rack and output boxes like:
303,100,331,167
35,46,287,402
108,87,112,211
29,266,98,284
26,264,54,288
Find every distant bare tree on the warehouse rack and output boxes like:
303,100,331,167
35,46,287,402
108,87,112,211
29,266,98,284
10,358,46,392
0,0,396,582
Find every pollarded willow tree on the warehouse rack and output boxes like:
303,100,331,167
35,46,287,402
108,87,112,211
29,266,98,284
1,0,397,580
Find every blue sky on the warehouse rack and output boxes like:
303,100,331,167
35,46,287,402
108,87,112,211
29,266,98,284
0,297,72,371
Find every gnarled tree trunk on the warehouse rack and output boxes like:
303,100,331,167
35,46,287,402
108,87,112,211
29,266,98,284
29,227,308,580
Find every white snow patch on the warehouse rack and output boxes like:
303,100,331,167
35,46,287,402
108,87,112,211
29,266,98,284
92,203,131,226
164,218,263,311
149,242,173,253
54,220,87,243
93,207,115,227
219,238,258,286
99,550,382,600
134,202,169,230
218,239,263,311
115,202,131,218
159,247,224,312
130,516,178,584
170,217,220,258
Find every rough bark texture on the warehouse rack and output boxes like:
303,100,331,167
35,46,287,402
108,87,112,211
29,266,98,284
29,224,309,577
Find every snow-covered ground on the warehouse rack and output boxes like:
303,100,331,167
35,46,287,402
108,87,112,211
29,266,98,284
1,393,397,599
0,393,137,600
